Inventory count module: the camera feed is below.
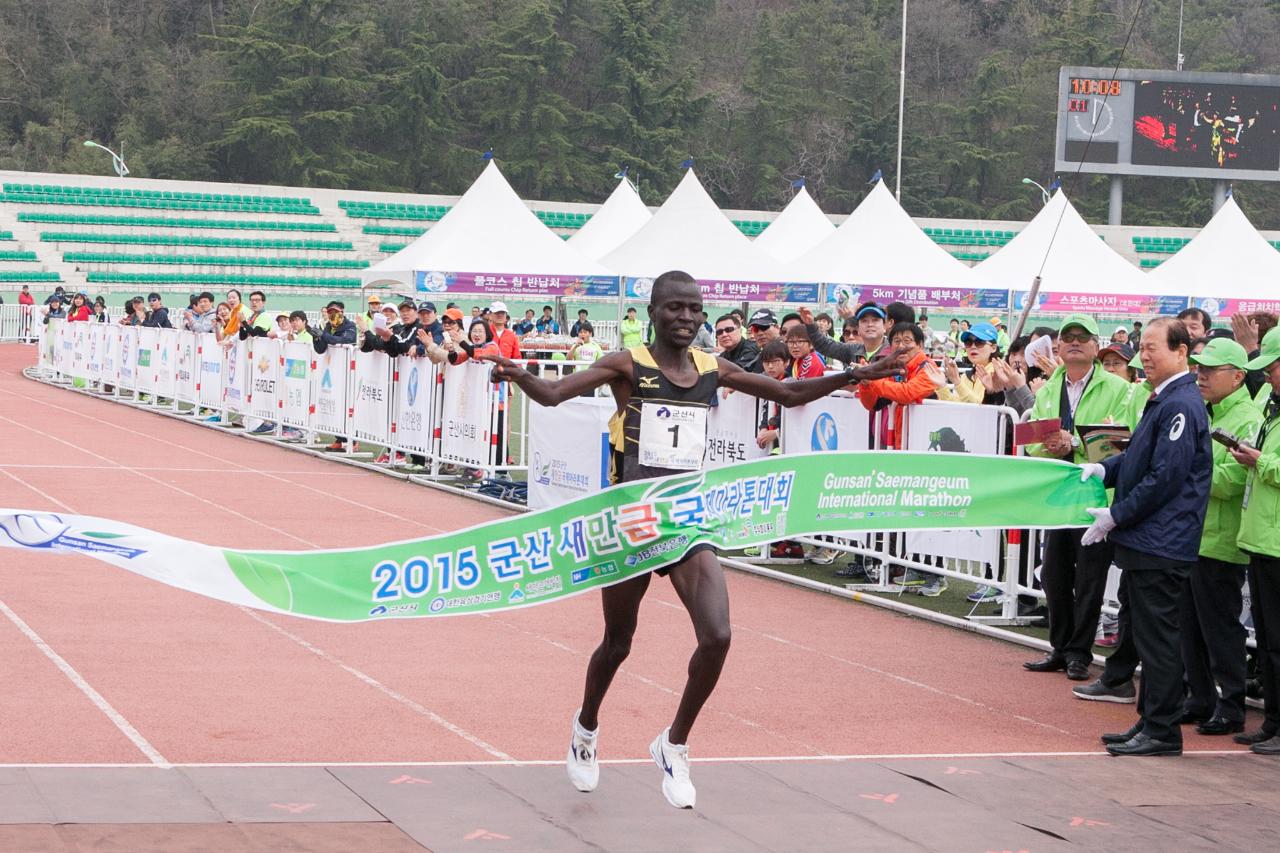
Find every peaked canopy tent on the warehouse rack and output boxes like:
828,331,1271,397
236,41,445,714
1146,196,1280,318
751,186,837,263
361,160,617,302
977,190,1187,318
788,181,1007,315
602,168,817,306
566,177,652,261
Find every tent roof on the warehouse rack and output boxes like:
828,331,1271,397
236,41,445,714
789,181,989,288
751,186,837,262
1146,196,1280,301
566,177,652,260
601,169,787,281
362,160,612,287
977,190,1157,295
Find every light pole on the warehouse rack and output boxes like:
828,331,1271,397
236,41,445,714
83,140,129,178
1021,178,1050,206
894,0,907,201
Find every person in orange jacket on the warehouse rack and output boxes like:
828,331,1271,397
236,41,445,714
856,321,945,448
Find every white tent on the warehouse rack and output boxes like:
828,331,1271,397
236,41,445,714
1147,195,1280,312
566,177,652,261
789,181,991,290
977,190,1157,296
601,168,788,282
361,160,613,288
752,186,837,262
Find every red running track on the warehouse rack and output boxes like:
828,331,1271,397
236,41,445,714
0,343,1260,768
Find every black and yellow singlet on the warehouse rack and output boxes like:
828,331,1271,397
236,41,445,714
609,345,719,484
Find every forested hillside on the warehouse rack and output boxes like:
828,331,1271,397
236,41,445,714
3,0,1279,226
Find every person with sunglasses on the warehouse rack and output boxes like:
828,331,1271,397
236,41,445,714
711,313,758,371
1021,314,1133,685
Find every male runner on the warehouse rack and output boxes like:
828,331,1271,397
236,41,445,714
485,270,903,808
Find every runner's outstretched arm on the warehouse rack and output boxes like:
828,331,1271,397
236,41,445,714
483,351,631,406
717,351,905,408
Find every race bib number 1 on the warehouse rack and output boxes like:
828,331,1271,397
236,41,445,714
639,402,706,470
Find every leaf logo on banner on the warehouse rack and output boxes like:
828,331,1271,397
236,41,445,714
321,367,332,390
407,366,419,407
928,427,968,452
811,412,839,451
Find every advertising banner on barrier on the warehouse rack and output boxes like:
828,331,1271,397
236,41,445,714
174,331,198,404
280,341,311,428
85,325,104,384
391,356,435,455
415,271,621,298
223,339,248,412
312,346,350,436
705,392,769,469
527,396,613,510
0,452,1105,622
826,284,1010,312
136,327,158,395
353,350,392,444
118,326,137,391
781,391,868,454
55,322,74,377
440,361,495,465
153,329,177,400
197,335,223,410
38,319,57,373
68,323,88,381
904,400,1003,566
100,326,119,387
248,338,280,421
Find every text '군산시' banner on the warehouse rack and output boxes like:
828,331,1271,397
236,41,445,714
0,452,1104,623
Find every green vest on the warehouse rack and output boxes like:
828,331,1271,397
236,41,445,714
1026,364,1132,463
1239,392,1280,558
1121,381,1153,431
620,317,644,349
1201,385,1263,564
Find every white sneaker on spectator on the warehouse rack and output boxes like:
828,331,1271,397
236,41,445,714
566,710,599,793
807,546,839,565
649,727,695,809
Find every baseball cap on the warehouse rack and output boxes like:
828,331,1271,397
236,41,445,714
1191,337,1248,369
367,294,382,304
442,307,465,323
1245,327,1280,371
854,302,887,321
147,292,162,301
748,308,778,329
488,300,509,314
1059,313,1099,337
1113,325,1128,336
1099,342,1135,362
288,310,308,322
398,299,417,311
418,301,436,313
960,322,999,344
989,316,1002,325
325,300,345,311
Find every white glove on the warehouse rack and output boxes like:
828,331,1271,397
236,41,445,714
1081,507,1115,546
1079,463,1105,482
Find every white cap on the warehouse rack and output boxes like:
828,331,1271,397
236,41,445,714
488,300,509,314
1114,326,1127,334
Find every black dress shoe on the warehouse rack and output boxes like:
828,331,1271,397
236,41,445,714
1106,731,1182,756
1023,654,1067,672
1100,722,1142,745
1179,709,1211,725
1250,735,1280,755
1066,661,1090,681
1195,716,1244,736
1233,728,1277,746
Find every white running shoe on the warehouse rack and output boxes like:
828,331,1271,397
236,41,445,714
566,709,599,793
649,727,695,809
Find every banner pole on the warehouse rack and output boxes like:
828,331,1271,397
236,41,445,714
1009,275,1041,342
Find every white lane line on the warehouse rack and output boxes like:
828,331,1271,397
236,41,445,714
0,387,461,534
652,597,1075,737
0,749,1254,769
0,430,513,765
0,599,170,768
237,606,513,761
0,467,170,767
0,464,364,474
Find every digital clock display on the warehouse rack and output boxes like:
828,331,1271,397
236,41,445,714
1070,78,1122,96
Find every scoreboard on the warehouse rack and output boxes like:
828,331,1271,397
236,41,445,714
1055,66,1280,182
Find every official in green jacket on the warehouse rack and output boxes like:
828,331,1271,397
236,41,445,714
619,307,644,349
1022,314,1132,681
1232,328,1280,753
1178,339,1261,734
